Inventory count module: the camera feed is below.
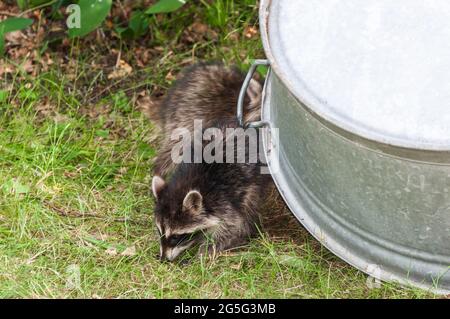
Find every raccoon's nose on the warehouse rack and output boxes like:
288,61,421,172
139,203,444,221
160,248,178,262
159,254,174,263
159,254,166,261
158,248,172,262
160,254,173,262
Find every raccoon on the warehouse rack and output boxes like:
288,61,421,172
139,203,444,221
150,62,263,178
151,120,270,261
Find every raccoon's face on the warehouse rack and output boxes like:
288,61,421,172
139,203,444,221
151,176,219,261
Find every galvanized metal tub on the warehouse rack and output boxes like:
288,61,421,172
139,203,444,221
256,0,450,293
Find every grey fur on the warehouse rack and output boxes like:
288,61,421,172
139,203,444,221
149,62,267,261
152,120,270,261
152,62,262,178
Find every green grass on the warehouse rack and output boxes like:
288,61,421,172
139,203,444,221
0,0,438,298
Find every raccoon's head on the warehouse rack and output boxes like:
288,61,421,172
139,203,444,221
151,176,220,261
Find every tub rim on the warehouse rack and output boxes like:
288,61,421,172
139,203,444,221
259,0,450,152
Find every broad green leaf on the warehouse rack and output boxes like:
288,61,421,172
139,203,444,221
0,17,33,55
146,0,187,14
17,0,54,9
0,17,34,33
128,10,149,38
68,0,112,38
118,10,149,40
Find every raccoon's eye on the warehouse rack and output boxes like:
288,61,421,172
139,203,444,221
168,233,192,246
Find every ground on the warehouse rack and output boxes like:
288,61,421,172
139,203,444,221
0,1,437,298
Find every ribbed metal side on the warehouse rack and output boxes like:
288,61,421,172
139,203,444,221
261,73,450,294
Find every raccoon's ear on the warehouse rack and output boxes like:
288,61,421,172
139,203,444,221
183,190,203,214
152,176,166,200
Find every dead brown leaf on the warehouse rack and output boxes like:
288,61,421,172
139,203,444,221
165,70,175,82
106,247,118,256
0,63,15,77
244,26,259,39
107,59,133,79
191,22,208,36
121,245,136,257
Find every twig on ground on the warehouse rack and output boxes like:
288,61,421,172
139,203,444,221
0,11,19,17
19,0,58,17
44,200,100,219
43,200,150,226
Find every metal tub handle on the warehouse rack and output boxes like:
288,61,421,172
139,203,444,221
237,59,270,128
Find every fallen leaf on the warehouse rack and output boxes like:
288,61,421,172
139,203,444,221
106,247,118,256
191,22,208,36
230,263,242,270
165,71,175,82
63,171,78,179
5,30,25,45
244,26,259,39
107,59,133,80
0,63,14,76
121,245,136,256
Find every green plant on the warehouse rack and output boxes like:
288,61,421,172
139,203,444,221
0,17,34,55
115,10,149,40
17,0,53,10
0,0,188,56
146,0,187,14
117,0,187,39
68,0,113,38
